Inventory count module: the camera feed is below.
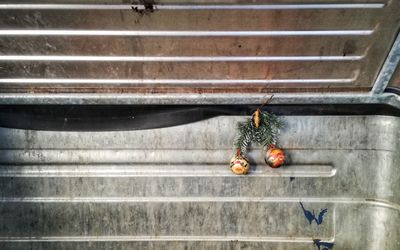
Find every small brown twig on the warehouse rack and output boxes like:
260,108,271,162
258,94,274,110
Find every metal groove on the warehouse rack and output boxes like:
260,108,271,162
0,236,328,243
0,30,375,37
0,197,397,211
0,78,355,84
0,4,385,10
0,55,363,62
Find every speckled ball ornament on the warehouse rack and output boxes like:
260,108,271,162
230,150,250,175
265,144,286,168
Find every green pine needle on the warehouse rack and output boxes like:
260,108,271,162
234,111,283,153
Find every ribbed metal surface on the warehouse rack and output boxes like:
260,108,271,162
0,1,400,249
0,115,399,249
0,0,399,93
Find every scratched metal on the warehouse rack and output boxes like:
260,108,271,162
0,115,398,249
0,0,399,94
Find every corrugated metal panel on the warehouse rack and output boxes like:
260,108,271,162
0,2,400,249
0,0,399,93
0,115,398,249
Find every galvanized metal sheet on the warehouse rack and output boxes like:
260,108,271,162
389,65,400,88
0,115,398,248
372,32,400,94
0,0,399,94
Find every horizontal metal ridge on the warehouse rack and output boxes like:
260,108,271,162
0,55,363,62
0,236,327,243
0,3,385,10
0,164,336,178
0,197,397,210
0,93,398,107
0,30,375,37
0,78,355,84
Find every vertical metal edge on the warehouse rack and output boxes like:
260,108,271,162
371,31,400,95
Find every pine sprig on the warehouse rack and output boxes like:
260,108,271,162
234,111,283,153
235,118,254,153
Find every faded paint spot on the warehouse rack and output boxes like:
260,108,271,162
342,40,357,56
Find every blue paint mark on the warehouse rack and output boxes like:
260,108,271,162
313,239,335,250
299,202,315,224
299,202,328,225
315,208,328,225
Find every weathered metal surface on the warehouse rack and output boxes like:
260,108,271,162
0,0,399,95
389,65,400,88
0,115,398,249
0,1,399,249
0,92,399,112
371,32,400,94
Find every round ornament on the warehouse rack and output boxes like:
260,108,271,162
230,150,250,175
265,145,286,168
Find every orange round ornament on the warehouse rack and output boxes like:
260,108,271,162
265,145,286,168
